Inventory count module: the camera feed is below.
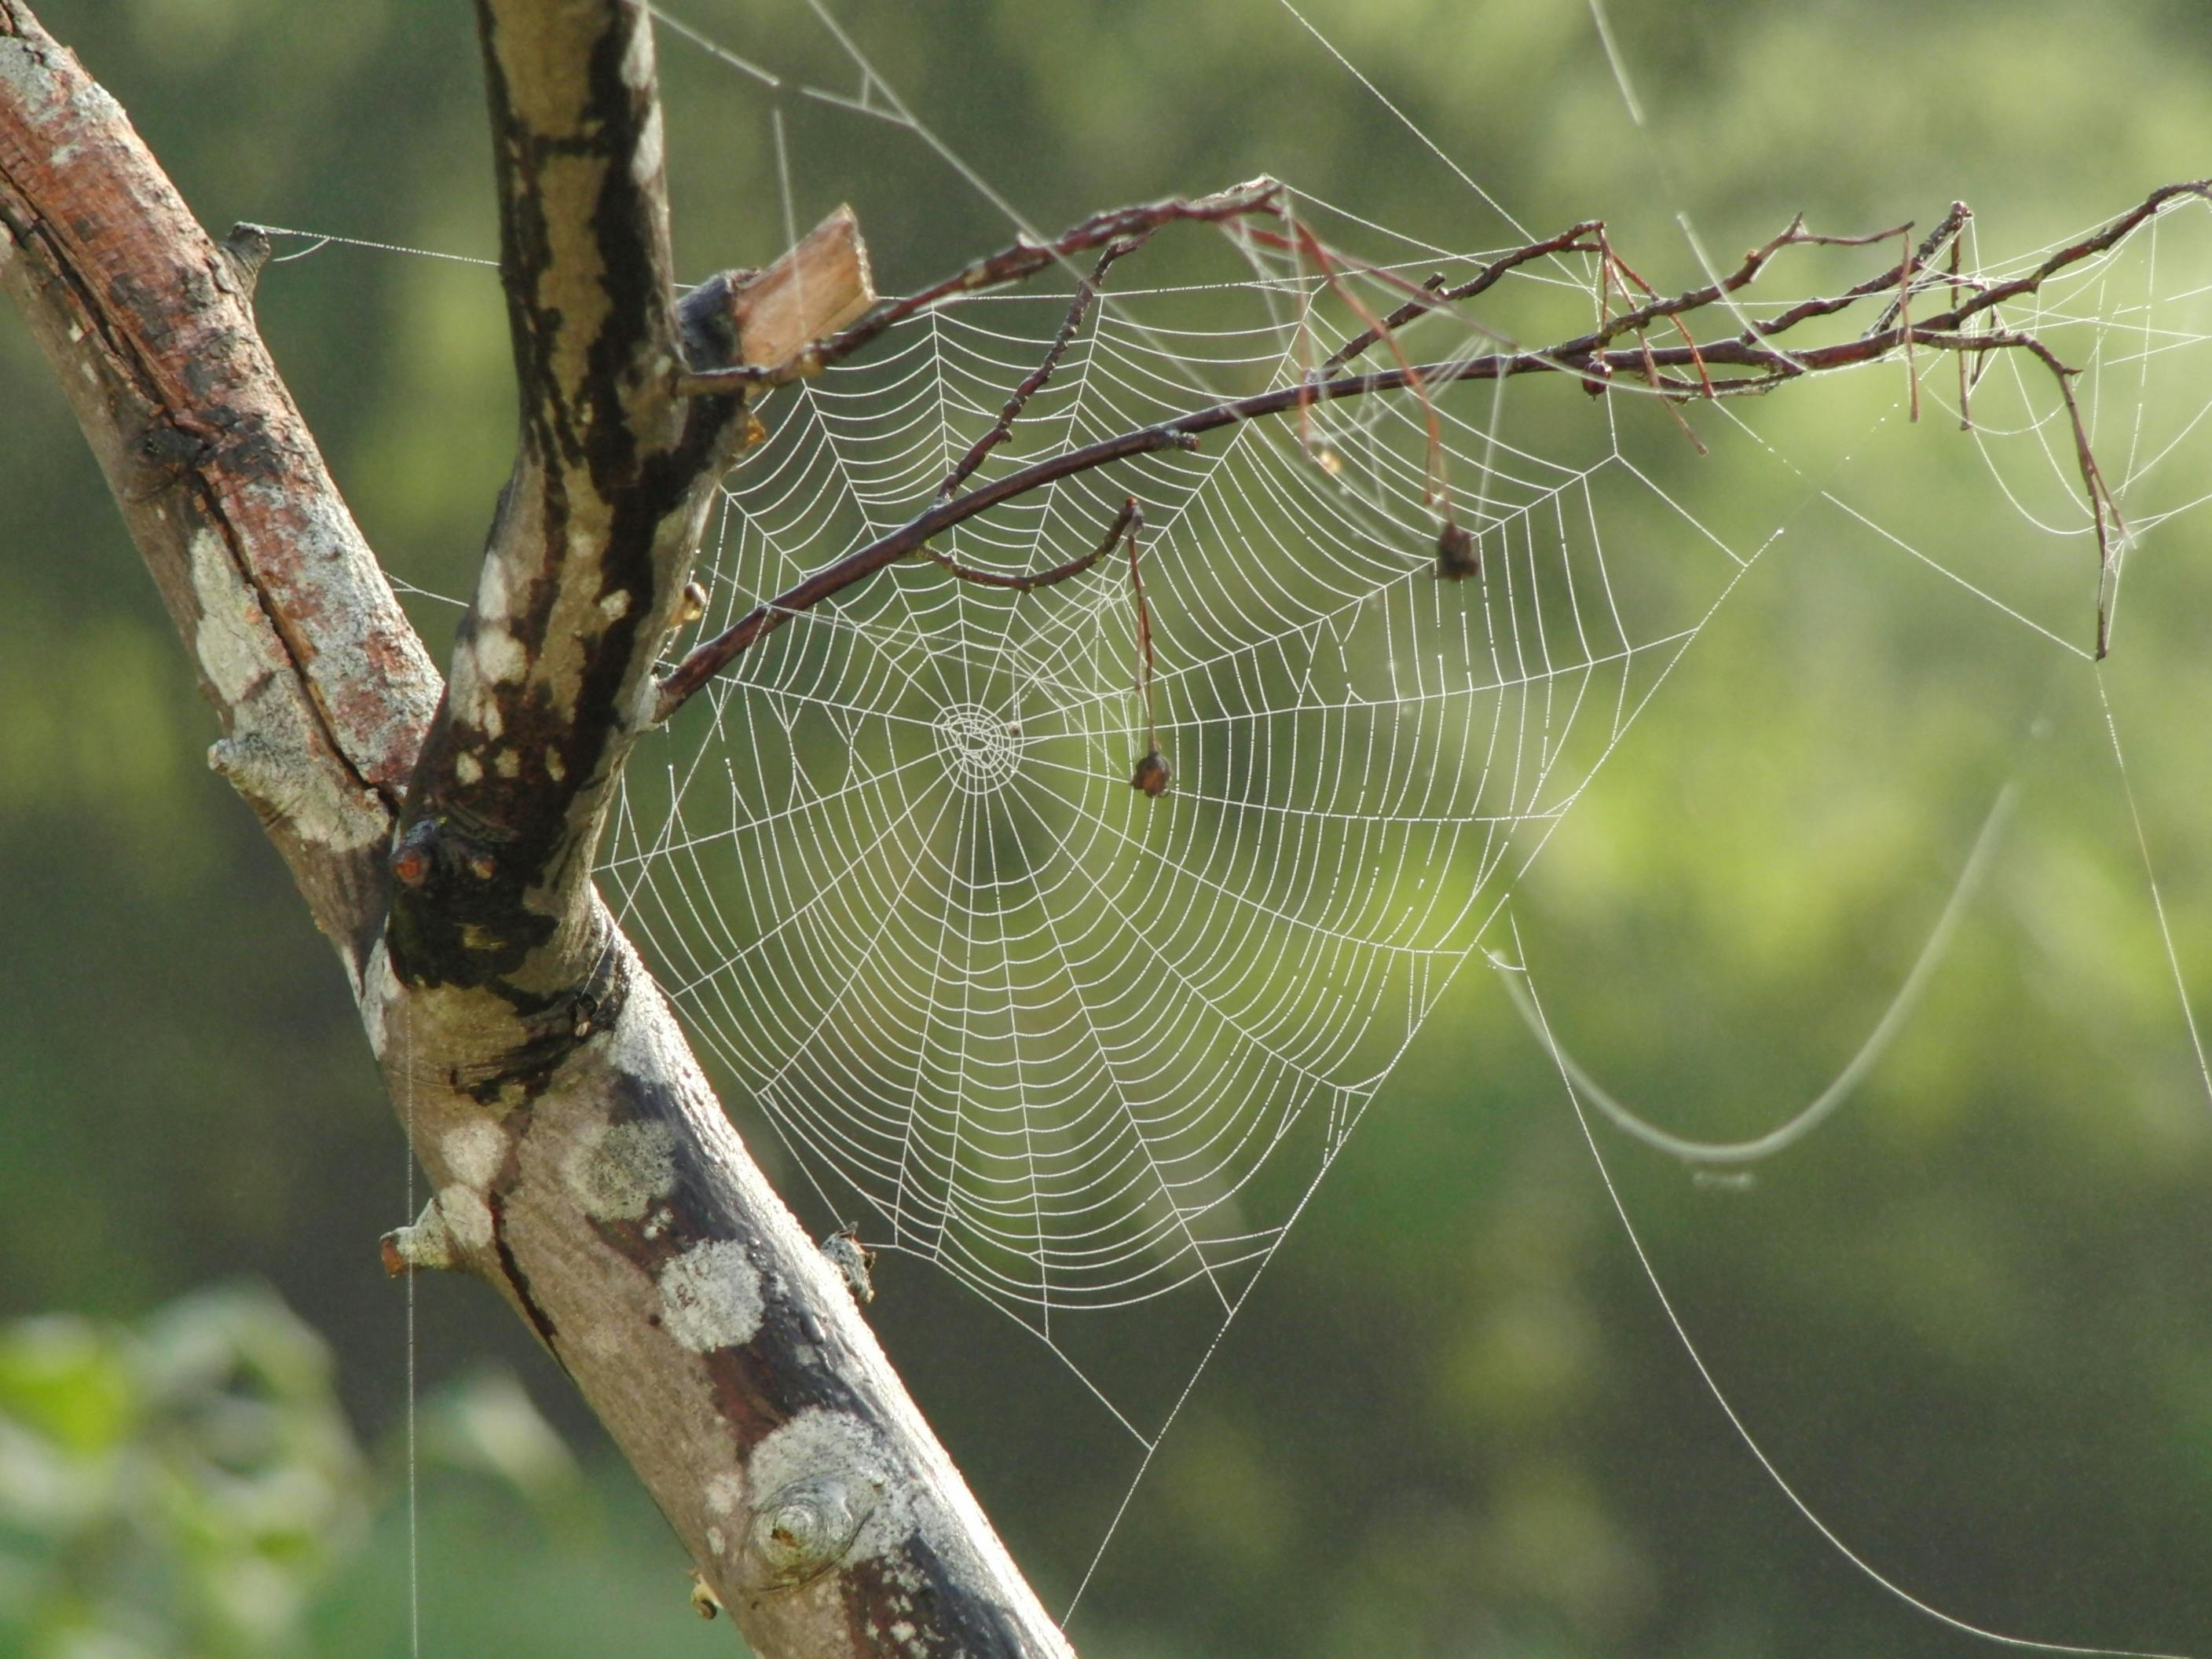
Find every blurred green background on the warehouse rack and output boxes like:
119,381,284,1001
5,0,2212,1654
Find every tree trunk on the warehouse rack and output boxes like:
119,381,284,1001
0,2,1072,1653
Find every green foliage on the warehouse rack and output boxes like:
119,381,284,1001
0,1284,367,1658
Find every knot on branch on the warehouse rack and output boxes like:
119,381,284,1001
746,1470,880,1592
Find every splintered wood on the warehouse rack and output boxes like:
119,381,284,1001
731,206,875,368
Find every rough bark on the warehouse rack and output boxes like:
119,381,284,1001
0,2,1071,1654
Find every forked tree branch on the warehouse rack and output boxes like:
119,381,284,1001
0,2,1070,1654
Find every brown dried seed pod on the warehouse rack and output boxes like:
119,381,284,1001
1130,748,1171,797
1434,520,1481,580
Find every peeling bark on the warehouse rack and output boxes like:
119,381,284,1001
0,2,1073,1652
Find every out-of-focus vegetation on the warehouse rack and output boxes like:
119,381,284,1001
0,1285,364,1657
3,2,2211,1656
0,1286,723,1659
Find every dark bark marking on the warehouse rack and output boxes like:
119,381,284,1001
488,1187,563,1353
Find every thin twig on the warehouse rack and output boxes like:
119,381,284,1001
653,180,2209,718
823,180,1282,368
1318,222,1604,374
919,495,1139,591
937,235,1148,500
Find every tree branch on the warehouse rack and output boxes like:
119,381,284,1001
0,0,440,971
1,2,1074,1653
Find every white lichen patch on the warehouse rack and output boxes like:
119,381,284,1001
632,101,665,187
598,588,632,621
189,529,381,851
473,555,514,627
437,1183,495,1252
705,1471,745,1517
357,939,399,1058
657,1240,764,1353
474,625,527,685
706,1525,726,1556
544,748,567,782
562,1119,678,1221
620,13,656,88
386,1201,456,1272
442,1120,507,1188
453,751,483,785
495,749,520,778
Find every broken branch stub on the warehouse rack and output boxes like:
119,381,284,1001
733,205,877,368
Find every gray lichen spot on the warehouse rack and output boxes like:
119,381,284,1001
738,1408,910,1591
562,1119,679,1221
705,1471,744,1516
657,1240,764,1352
187,529,380,851
190,530,279,704
442,1120,507,1188
0,39,49,104
436,1183,495,1252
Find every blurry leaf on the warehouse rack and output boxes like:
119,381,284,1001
417,1368,585,1523
0,1282,368,1659
0,1317,136,1455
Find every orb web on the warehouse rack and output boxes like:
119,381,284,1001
602,203,1736,1349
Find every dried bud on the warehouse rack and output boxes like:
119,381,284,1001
675,580,708,626
690,1573,721,1620
1580,357,1613,398
822,1227,877,1305
1434,520,1481,581
1130,749,1171,797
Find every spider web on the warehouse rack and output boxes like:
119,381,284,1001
593,154,2212,1452
240,0,2212,1644
605,222,1670,1331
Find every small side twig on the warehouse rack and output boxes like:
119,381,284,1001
920,494,1141,592
936,233,1150,500
1122,502,1168,797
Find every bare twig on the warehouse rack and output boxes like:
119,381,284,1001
1319,222,1604,374
921,493,1141,591
1124,501,1161,791
826,178,1282,367
937,234,1149,499
655,179,2210,720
